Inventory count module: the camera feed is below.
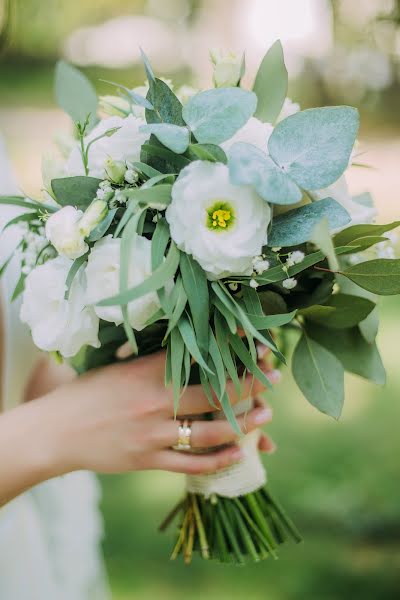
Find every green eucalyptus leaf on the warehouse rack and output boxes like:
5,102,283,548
140,123,190,154
51,176,101,210
228,332,272,390
100,79,154,110
188,143,227,164
268,198,351,247
253,40,288,124
11,272,27,301
228,142,301,205
146,78,184,126
179,253,209,356
141,142,191,171
292,334,344,419
214,310,241,400
341,259,400,295
163,276,187,340
177,315,213,375
170,327,185,417
130,161,162,178
183,88,257,144
140,48,156,83
208,329,227,402
311,217,339,271
0,196,57,213
55,61,98,129
268,107,359,189
305,322,386,385
302,293,375,329
333,221,400,247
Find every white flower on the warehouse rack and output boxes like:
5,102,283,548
313,175,377,226
249,279,259,289
221,117,274,153
45,206,88,259
66,116,149,179
85,235,163,331
252,256,270,274
276,98,300,123
20,257,100,357
125,168,139,184
166,161,271,280
210,49,243,88
286,251,304,267
282,277,297,290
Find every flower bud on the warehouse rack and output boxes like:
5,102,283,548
45,206,88,260
99,95,130,117
104,157,126,184
79,200,108,237
210,49,243,88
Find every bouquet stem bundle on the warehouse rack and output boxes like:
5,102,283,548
161,488,302,565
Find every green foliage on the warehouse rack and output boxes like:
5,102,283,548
268,198,351,247
305,321,386,385
268,107,359,189
145,78,184,126
333,221,400,247
140,123,190,154
300,294,375,329
182,88,257,144
188,143,227,164
341,259,400,295
54,61,98,129
292,334,344,419
179,253,209,356
311,217,339,271
253,40,288,124
51,176,101,209
228,143,302,205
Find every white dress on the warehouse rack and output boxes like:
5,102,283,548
0,136,111,600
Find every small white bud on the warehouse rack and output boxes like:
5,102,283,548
210,48,243,88
282,277,297,290
104,157,126,184
249,279,259,289
79,200,108,237
228,282,239,291
271,247,282,252
125,168,139,185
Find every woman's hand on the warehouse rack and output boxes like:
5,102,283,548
0,349,278,505
42,350,276,477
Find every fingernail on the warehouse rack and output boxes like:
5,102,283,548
256,343,269,360
230,448,244,462
254,407,273,425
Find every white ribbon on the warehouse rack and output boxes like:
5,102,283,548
185,399,267,498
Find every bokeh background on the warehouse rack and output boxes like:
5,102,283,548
1,1,400,598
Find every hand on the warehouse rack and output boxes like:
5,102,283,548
36,350,277,479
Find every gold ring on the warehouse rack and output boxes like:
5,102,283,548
174,419,192,451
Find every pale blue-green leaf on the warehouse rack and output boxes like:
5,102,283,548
268,198,351,247
292,334,344,419
100,79,154,110
55,61,98,129
268,107,359,189
311,217,339,271
141,174,175,189
51,176,102,210
183,88,257,144
253,40,288,124
140,123,190,154
140,48,156,83
228,142,301,205
130,161,162,178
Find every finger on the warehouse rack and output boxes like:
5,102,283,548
156,404,273,449
175,366,274,416
258,433,277,454
151,445,244,475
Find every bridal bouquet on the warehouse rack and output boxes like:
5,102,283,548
2,42,400,565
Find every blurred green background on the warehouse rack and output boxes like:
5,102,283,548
1,1,400,598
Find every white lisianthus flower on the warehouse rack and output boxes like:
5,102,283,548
45,206,88,259
66,115,149,179
221,117,274,153
85,235,163,330
166,161,271,280
210,49,243,88
20,257,100,357
276,97,300,123
313,175,377,225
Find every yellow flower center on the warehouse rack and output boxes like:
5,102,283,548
206,201,235,231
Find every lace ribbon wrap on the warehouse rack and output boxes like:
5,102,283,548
185,399,267,498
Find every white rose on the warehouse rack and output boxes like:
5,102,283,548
314,175,377,225
66,115,149,179
20,257,100,357
85,234,162,331
166,161,271,280
210,49,243,88
221,117,274,153
45,206,88,259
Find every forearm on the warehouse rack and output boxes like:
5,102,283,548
0,399,61,506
